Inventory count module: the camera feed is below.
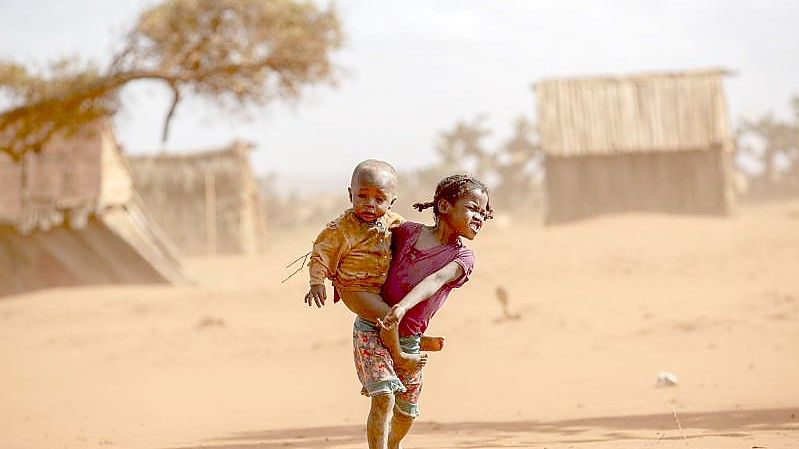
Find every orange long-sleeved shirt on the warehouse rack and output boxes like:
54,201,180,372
309,209,404,296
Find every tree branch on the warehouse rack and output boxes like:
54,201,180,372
0,0,341,161
161,81,181,143
1,58,279,124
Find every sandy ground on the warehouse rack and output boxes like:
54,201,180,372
1,200,798,449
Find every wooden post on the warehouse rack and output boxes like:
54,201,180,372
204,170,217,255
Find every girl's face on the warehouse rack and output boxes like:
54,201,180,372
440,188,489,240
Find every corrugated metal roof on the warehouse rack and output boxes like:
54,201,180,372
536,69,733,157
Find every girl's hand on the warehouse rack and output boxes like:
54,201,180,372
381,304,407,328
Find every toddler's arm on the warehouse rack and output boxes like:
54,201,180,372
305,226,348,307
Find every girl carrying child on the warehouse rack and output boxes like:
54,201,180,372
347,174,493,449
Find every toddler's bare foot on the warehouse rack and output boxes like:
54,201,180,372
377,319,429,372
420,335,445,352
396,351,428,372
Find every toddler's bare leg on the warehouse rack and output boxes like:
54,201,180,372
379,322,427,372
420,335,445,352
338,290,391,322
367,393,394,449
387,408,414,449
339,291,426,371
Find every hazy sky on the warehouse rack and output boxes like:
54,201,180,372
1,1,798,192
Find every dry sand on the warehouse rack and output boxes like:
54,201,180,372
1,200,798,449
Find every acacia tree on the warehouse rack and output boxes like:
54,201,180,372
406,115,542,214
435,115,493,179
491,116,542,210
737,95,799,192
0,0,342,161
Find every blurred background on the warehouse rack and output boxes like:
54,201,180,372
2,1,798,229
1,2,797,449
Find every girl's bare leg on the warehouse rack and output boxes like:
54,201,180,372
387,409,414,449
368,393,394,449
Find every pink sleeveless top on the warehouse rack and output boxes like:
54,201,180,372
382,222,474,337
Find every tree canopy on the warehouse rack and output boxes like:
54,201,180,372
403,115,542,213
0,0,342,161
737,95,799,191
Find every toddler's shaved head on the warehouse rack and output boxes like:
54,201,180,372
351,159,398,192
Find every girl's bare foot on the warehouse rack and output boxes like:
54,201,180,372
420,335,445,352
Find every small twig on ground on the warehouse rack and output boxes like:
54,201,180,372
643,431,666,448
494,286,522,322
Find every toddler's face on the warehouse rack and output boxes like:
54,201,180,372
349,176,397,223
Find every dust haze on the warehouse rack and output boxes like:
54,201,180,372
1,2,798,449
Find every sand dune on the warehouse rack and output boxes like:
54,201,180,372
1,201,798,448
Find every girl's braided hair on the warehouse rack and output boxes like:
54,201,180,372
412,174,494,220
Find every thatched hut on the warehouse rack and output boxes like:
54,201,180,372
0,120,189,296
127,141,267,256
536,68,736,224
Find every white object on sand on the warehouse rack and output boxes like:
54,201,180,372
656,371,678,387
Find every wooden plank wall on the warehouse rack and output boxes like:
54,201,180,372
545,149,731,224
129,153,254,256
127,141,268,256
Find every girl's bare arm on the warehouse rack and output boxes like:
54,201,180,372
380,261,463,327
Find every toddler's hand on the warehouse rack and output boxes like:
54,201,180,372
305,284,326,308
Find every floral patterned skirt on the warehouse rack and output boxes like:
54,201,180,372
353,317,423,417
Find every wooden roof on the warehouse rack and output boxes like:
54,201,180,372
536,69,733,157
126,140,255,187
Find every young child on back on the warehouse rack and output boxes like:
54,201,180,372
304,159,437,370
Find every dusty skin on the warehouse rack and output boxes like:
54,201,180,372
1,201,798,449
